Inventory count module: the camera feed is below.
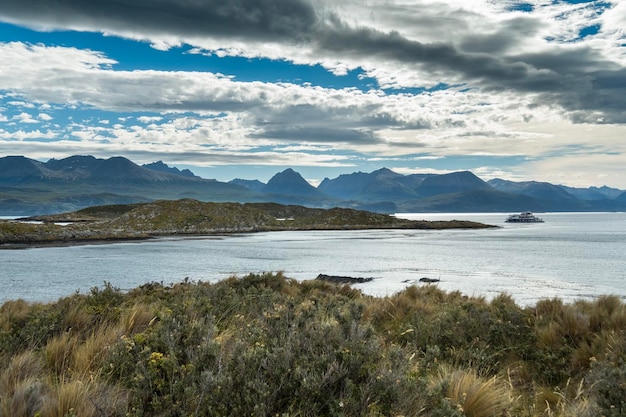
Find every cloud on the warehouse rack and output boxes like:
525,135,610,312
13,112,39,124
1,1,625,122
1,1,625,187
0,39,610,160
137,116,163,124
521,152,626,188
0,0,320,43
8,100,36,108
0,129,57,140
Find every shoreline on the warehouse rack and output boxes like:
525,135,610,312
3,200,500,249
0,235,156,250
0,222,496,249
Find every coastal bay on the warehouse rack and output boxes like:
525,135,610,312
2,211,626,416
2,211,624,306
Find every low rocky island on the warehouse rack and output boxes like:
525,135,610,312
0,198,495,247
315,273,374,284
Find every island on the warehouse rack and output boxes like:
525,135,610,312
0,198,495,247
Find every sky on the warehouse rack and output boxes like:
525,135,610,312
1,1,625,188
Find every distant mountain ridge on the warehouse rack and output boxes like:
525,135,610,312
143,160,197,178
0,155,196,182
1,154,625,215
318,168,425,201
0,155,256,215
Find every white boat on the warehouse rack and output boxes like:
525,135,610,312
505,212,544,223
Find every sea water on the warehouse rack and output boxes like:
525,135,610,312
1,212,624,306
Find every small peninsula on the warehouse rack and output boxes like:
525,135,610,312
0,199,494,247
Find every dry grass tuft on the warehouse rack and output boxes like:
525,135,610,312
0,378,48,417
558,307,589,342
41,380,92,417
72,326,121,377
0,299,33,331
588,295,625,331
536,322,563,350
40,380,128,417
536,298,564,315
0,352,47,417
437,366,512,417
0,351,43,394
62,301,91,332
44,333,77,378
534,380,597,417
120,303,155,335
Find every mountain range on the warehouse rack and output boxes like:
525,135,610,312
1,155,625,215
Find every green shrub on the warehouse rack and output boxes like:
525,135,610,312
3,273,626,416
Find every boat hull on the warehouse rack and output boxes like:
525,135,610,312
505,212,544,223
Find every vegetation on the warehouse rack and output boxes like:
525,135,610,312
2,273,625,416
0,199,493,246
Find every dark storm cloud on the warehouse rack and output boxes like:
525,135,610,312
515,47,611,76
0,0,319,41
459,17,542,54
317,25,535,83
0,0,575,87
1,0,625,122
316,22,626,122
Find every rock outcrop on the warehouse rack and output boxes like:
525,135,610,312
315,274,374,284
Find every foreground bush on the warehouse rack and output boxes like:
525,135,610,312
1,273,625,416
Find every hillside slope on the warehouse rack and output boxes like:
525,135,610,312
0,199,493,246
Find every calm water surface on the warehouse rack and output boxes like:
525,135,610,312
1,212,625,306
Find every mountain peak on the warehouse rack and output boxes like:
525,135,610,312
143,161,197,177
0,156,48,179
372,167,401,178
264,168,322,196
318,168,414,201
89,157,144,179
413,171,492,197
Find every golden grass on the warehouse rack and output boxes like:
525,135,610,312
0,351,43,395
62,301,92,332
41,380,92,417
582,295,626,332
558,307,589,342
49,381,125,417
0,378,48,417
44,333,77,378
0,299,33,331
72,325,122,377
120,302,155,336
534,380,596,417
536,321,563,350
363,284,465,328
436,366,512,417
0,353,47,417
1,323,128,417
534,298,564,321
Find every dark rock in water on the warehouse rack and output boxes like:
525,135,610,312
316,274,373,284
419,277,440,283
